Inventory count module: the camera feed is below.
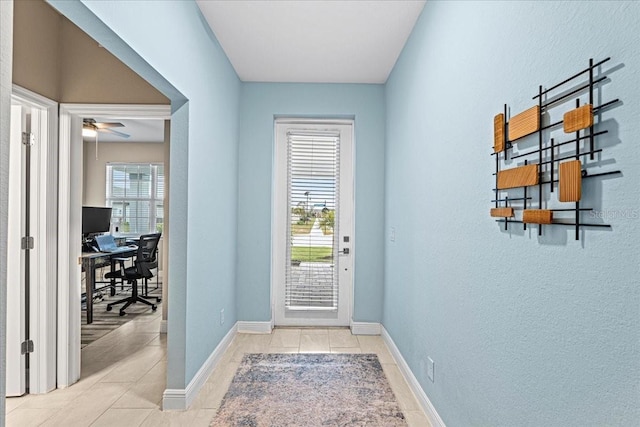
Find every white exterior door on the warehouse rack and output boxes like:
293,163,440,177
273,120,354,326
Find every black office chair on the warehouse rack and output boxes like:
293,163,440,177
137,232,162,302
140,244,161,303
105,233,161,316
109,252,136,295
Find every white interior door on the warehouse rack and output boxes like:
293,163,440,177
8,86,58,395
273,120,354,326
6,105,27,396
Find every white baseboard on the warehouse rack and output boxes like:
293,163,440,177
161,389,186,411
237,321,272,334
159,319,167,334
381,326,446,427
162,323,237,410
350,321,381,335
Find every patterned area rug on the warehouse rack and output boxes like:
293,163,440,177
210,353,408,427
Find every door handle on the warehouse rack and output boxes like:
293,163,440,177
340,248,350,255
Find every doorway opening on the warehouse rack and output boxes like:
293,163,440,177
57,104,171,387
80,117,167,345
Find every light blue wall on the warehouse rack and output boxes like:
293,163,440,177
384,1,640,426
50,0,241,389
237,83,385,323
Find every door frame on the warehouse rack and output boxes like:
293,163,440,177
9,85,58,394
57,103,171,387
7,104,25,396
271,118,355,327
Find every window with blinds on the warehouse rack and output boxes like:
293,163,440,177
106,163,164,234
285,132,340,310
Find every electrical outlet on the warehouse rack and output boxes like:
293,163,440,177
220,309,225,326
427,357,435,382
390,227,396,242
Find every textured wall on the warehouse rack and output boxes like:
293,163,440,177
384,1,640,426
82,141,165,206
49,0,241,390
237,83,386,323
13,0,168,105
0,1,13,421
58,17,168,104
12,0,61,101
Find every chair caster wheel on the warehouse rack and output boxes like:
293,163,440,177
119,311,126,316
106,305,112,311
152,305,157,311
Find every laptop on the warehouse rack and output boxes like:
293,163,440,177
94,234,137,253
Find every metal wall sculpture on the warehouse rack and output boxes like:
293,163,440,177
491,57,621,240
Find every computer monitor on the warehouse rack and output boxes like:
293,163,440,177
82,206,112,238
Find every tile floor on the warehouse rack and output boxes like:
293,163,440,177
5,313,430,426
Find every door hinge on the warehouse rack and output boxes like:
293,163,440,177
21,236,34,250
21,132,35,146
21,340,34,355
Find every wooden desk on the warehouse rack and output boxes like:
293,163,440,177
80,248,136,324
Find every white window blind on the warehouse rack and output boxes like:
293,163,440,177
285,132,340,310
106,163,164,234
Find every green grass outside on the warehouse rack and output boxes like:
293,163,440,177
291,246,333,263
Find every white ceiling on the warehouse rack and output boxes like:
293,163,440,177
196,0,426,84
85,1,425,142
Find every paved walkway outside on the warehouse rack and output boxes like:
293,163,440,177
289,220,336,307
291,219,333,247
288,262,336,308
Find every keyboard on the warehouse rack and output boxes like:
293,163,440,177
101,245,137,254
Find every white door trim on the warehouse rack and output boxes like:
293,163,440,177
10,86,59,394
57,104,171,387
7,105,26,396
271,119,355,327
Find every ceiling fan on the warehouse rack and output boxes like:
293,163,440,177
83,118,130,160
82,118,130,139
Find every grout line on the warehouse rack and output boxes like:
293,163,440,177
13,328,429,425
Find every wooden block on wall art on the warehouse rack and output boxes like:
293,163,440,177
563,104,593,133
490,207,514,218
508,105,540,141
496,164,539,189
494,113,505,153
559,160,582,202
522,209,553,224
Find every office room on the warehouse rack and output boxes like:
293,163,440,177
80,117,168,340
